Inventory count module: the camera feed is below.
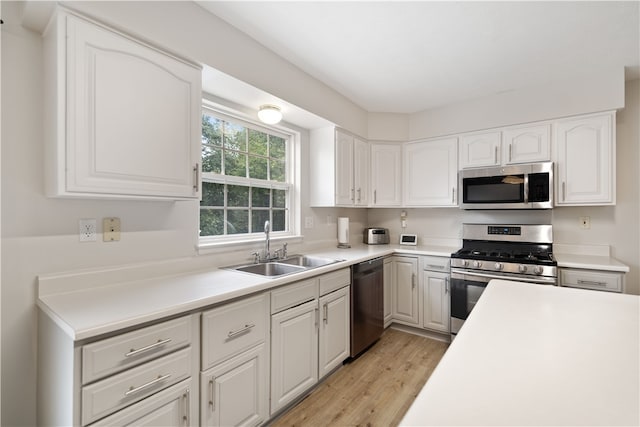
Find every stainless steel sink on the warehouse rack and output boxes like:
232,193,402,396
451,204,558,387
278,255,342,268
232,262,306,277
224,255,344,278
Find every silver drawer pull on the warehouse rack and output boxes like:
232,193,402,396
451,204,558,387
577,279,608,286
125,338,172,357
227,323,255,339
427,264,445,270
124,373,171,396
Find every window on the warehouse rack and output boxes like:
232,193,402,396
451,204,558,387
200,109,293,241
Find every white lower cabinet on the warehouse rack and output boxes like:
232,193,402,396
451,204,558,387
91,378,194,426
270,268,351,415
200,294,270,427
422,271,451,333
391,256,419,325
559,268,625,293
318,287,350,379
271,300,319,413
200,343,268,427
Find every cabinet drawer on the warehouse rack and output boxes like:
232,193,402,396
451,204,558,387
82,347,192,426
202,293,269,370
319,268,350,296
422,256,450,272
560,269,623,293
82,315,193,384
271,278,318,314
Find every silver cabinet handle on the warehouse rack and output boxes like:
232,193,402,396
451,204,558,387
445,277,449,294
323,303,328,324
227,323,255,339
182,388,190,426
374,189,377,204
509,144,512,162
357,188,361,202
124,373,171,396
351,188,355,201
125,338,172,357
494,146,498,164
315,307,319,329
562,182,566,201
208,378,215,411
411,273,416,289
577,279,608,287
193,163,200,192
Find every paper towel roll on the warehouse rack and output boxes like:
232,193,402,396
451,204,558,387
337,217,350,248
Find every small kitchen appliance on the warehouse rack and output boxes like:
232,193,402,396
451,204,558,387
450,224,557,336
460,162,553,209
363,228,389,245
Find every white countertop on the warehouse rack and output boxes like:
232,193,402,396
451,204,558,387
37,243,458,341
555,252,630,272
400,280,640,426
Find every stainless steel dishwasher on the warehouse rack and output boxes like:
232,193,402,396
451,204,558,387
350,257,384,357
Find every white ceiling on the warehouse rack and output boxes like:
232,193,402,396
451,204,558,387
198,1,639,115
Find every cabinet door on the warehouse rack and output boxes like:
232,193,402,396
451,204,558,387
318,287,350,379
63,14,201,199
383,258,393,327
371,143,402,206
554,113,615,205
270,300,319,414
91,378,195,426
404,138,458,206
353,138,370,206
335,130,355,206
459,130,501,168
392,257,419,325
503,123,551,164
422,271,451,333
200,343,268,427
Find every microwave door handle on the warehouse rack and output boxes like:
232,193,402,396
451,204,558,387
523,174,529,203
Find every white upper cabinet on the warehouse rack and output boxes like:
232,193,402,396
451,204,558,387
459,130,501,168
460,124,550,169
404,137,458,207
502,123,551,164
370,142,402,207
554,112,615,205
310,128,369,207
44,10,202,199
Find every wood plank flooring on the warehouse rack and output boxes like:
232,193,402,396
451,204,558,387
270,328,449,427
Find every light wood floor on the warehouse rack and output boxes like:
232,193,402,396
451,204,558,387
270,328,449,427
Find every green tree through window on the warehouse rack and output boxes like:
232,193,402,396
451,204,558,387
200,110,290,238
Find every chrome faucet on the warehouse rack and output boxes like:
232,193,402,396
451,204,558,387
264,220,271,261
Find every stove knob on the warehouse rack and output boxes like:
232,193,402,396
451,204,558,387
473,260,482,268
461,259,469,267
494,262,503,271
518,264,528,273
533,266,544,275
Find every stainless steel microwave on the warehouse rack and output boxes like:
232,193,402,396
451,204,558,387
459,162,553,209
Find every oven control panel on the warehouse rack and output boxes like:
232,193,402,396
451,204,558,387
487,226,521,235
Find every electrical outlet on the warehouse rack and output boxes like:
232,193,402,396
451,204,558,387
579,216,591,229
79,219,97,242
305,216,314,229
103,217,121,242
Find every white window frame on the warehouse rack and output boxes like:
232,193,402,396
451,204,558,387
198,104,301,251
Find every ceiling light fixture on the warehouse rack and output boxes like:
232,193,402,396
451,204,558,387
257,104,283,125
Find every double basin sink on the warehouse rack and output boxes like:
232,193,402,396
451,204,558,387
225,254,344,278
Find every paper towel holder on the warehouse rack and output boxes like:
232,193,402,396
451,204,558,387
337,217,351,248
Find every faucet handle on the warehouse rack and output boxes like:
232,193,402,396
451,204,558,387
251,252,260,263
282,243,288,258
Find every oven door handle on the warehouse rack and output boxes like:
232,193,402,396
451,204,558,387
451,269,557,285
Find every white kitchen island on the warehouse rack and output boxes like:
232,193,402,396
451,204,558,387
401,279,640,426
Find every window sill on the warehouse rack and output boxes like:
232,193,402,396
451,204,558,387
197,234,304,256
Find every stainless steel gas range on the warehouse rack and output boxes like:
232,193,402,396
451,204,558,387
450,224,557,336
